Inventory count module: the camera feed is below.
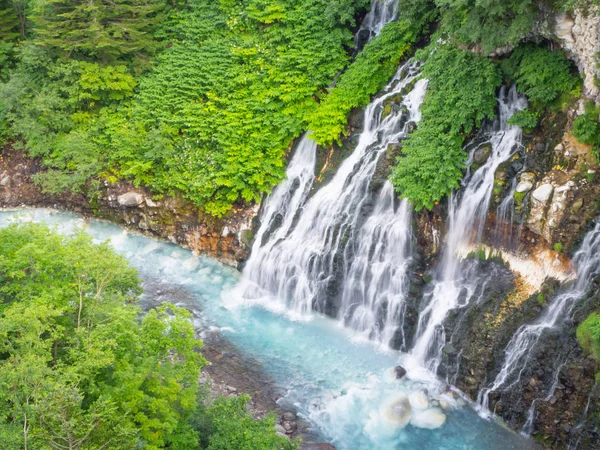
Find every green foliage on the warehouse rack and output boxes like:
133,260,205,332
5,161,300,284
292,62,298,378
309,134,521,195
0,223,206,449
308,1,437,146
30,0,165,63
0,44,138,193
508,109,539,130
577,312,600,361
203,396,297,450
553,242,564,252
573,101,600,159
501,44,580,107
0,222,298,449
435,0,538,52
391,45,502,209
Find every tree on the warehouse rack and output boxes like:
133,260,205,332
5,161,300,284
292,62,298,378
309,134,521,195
30,0,165,63
0,223,206,449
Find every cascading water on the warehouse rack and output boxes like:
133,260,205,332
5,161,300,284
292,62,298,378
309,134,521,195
339,184,413,348
242,135,316,305
354,0,399,49
478,220,600,412
410,86,527,372
240,62,426,322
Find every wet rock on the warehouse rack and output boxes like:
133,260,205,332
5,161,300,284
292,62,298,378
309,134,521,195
394,365,407,380
117,192,144,207
570,198,584,214
275,423,286,436
473,144,491,164
145,197,158,207
442,343,457,355
516,180,533,193
409,390,430,410
410,408,446,429
382,393,412,427
283,420,296,433
283,411,296,421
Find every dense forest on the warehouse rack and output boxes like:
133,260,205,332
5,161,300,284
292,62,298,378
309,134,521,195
1,0,600,448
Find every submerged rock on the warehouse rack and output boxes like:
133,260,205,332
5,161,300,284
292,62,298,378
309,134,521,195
381,393,412,427
410,407,447,429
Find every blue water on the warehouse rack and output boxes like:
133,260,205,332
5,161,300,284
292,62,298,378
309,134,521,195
0,209,538,450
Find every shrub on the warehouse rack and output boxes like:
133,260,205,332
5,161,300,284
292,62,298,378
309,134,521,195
391,45,502,210
309,0,437,146
508,109,539,130
572,101,600,160
577,312,600,360
434,0,538,52
500,44,580,107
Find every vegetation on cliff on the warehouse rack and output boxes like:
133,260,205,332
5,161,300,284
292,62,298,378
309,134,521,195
0,223,296,450
577,311,600,381
0,0,596,216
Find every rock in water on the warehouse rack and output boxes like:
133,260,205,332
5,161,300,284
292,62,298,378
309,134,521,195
394,365,407,380
381,393,412,427
117,192,144,207
409,390,430,410
410,407,447,429
473,144,491,164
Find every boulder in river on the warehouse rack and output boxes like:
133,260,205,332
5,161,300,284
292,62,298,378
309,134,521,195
394,365,407,380
409,390,430,410
410,407,447,429
381,392,412,427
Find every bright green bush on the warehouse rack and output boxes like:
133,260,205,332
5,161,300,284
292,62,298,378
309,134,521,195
101,0,370,215
391,45,502,210
500,44,580,106
508,109,539,130
577,312,600,360
203,396,297,450
573,101,600,159
309,0,437,146
0,223,205,449
435,0,538,52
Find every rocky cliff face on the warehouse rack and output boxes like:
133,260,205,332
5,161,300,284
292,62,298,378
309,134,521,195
553,6,600,103
0,148,257,266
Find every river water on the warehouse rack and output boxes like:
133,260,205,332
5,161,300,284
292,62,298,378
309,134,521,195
0,208,538,450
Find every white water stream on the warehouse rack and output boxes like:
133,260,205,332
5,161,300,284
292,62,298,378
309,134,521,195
239,63,426,324
410,86,527,372
479,220,600,411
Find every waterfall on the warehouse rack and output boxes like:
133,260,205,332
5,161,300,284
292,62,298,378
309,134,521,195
240,0,404,314
242,135,317,301
478,220,600,412
241,63,426,320
354,0,399,49
410,86,527,372
339,183,413,348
